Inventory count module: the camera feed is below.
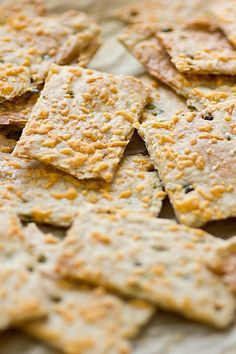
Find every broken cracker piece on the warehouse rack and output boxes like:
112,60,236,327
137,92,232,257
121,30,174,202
211,0,236,48
57,208,235,328
0,153,163,227
139,92,236,227
119,23,236,108
208,236,236,294
21,224,154,354
0,213,47,331
158,29,236,75
14,65,149,182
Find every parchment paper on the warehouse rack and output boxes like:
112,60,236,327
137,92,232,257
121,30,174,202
0,1,236,353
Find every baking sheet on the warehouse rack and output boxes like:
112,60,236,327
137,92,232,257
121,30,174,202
0,0,236,353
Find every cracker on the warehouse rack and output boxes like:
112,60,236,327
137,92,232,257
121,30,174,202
115,0,211,28
0,89,40,127
208,236,236,294
211,0,236,48
0,153,163,227
0,213,47,331
14,65,149,182
21,224,154,354
139,95,236,227
158,29,236,75
0,10,100,101
119,23,236,108
77,37,102,67
57,208,235,328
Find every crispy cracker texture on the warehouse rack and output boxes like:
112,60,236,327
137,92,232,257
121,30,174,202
14,65,150,182
0,152,163,227
0,10,100,101
158,29,236,75
119,23,236,108
57,208,235,328
208,236,236,294
211,0,236,48
21,223,154,354
0,213,47,331
138,91,236,227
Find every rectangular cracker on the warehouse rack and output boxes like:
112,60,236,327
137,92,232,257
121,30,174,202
119,23,236,108
158,29,236,75
0,89,40,127
21,223,154,354
0,152,164,227
14,65,149,181
57,208,235,328
115,0,211,28
0,10,100,101
138,92,236,227
211,0,236,48
208,236,236,294
0,213,47,331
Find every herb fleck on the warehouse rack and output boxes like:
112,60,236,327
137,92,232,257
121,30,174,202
162,28,173,32
184,184,194,194
38,254,47,263
146,103,156,110
202,113,214,121
50,295,62,303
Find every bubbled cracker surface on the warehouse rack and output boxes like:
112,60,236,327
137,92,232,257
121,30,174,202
21,223,154,354
0,213,47,331
158,29,236,75
57,208,235,328
14,65,149,181
139,93,236,227
0,153,163,227
119,23,236,108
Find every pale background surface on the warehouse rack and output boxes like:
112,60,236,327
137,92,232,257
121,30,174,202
0,0,236,353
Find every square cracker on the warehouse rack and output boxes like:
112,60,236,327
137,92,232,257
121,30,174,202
0,213,47,331
0,153,164,227
158,29,236,75
138,91,236,227
0,10,100,101
14,65,149,182
57,208,235,328
119,23,236,108
21,224,154,354
211,0,236,48
208,236,236,294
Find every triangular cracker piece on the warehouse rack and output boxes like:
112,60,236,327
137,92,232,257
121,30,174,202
57,208,235,328
0,10,100,101
14,65,149,182
0,153,164,227
119,23,236,108
211,0,236,48
0,213,47,331
158,29,236,75
208,236,236,294
138,89,236,226
21,224,154,354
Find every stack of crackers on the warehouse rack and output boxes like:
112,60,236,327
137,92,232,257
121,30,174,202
0,0,236,353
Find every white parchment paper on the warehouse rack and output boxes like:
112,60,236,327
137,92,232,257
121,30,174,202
0,1,235,353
